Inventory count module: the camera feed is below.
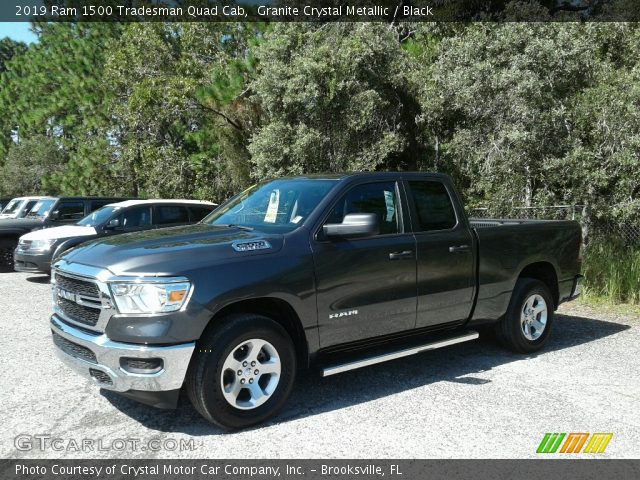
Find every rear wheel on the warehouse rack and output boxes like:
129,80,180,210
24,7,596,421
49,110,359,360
186,313,296,430
496,278,554,353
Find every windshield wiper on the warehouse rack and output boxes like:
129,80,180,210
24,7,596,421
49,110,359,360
218,224,254,232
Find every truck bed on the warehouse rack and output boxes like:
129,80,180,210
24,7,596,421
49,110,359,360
468,218,582,323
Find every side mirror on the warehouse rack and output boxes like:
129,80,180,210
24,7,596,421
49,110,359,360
105,218,121,230
323,213,379,239
49,210,60,221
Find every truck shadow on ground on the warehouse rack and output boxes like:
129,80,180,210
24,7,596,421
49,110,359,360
101,313,630,435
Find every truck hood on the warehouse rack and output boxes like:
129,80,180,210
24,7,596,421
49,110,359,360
60,224,284,277
21,224,97,241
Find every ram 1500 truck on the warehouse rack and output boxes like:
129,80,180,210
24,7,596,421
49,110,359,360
50,173,583,429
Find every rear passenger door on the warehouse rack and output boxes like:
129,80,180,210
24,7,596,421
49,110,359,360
153,205,190,228
406,179,475,328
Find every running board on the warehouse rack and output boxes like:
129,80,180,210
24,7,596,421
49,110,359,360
322,330,479,377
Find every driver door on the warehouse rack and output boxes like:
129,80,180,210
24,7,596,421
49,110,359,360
311,180,417,348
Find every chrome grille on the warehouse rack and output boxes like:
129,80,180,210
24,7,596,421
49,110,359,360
54,273,100,297
57,297,100,327
52,331,97,364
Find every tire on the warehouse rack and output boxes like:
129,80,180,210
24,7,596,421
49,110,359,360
186,313,297,430
496,278,554,353
0,246,14,271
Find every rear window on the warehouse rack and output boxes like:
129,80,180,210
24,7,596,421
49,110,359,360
154,205,190,225
408,181,457,231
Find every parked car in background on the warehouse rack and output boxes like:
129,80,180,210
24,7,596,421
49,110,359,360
0,196,128,268
0,196,44,219
14,199,217,274
0,198,12,211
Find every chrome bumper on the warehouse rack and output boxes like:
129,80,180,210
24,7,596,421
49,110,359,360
50,315,195,392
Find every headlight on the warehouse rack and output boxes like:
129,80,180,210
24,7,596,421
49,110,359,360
27,239,55,252
109,280,191,314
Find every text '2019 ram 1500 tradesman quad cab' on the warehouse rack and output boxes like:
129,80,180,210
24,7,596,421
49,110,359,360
50,173,583,429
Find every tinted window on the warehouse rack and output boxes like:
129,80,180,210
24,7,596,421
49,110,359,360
409,181,457,231
189,206,214,222
90,200,113,212
327,182,400,235
121,206,152,229
154,205,189,225
55,201,85,221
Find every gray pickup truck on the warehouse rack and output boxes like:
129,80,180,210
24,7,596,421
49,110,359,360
50,172,582,429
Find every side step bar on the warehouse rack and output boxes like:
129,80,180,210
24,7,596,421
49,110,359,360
322,330,479,377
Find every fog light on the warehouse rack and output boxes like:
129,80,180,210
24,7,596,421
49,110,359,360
120,357,164,375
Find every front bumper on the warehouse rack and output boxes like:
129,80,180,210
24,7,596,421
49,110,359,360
14,250,52,273
50,315,195,394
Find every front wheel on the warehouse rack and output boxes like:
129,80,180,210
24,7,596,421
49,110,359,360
496,278,554,353
186,313,296,430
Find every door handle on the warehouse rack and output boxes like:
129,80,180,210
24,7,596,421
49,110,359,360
449,245,471,254
389,250,414,260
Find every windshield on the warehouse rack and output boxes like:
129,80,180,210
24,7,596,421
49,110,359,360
203,179,337,233
25,199,57,219
1,199,24,215
77,206,118,226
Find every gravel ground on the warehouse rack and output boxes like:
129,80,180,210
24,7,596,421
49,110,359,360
1,270,638,459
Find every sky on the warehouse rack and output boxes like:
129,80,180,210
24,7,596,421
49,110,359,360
0,22,38,43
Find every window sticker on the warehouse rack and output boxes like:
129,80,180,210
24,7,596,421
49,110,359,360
383,190,395,222
264,189,280,223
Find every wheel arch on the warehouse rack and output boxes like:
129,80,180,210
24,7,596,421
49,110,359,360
518,262,559,308
207,297,309,368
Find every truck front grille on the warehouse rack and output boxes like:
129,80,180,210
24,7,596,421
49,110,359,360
57,297,101,327
52,331,97,364
54,273,100,297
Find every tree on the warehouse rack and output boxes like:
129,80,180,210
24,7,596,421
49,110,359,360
104,22,262,201
0,37,27,73
0,135,65,196
0,23,122,186
248,23,422,180
419,22,597,210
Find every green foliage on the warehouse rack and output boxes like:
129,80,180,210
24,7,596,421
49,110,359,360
582,241,640,305
0,37,27,73
0,135,65,196
248,23,422,179
104,22,262,201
